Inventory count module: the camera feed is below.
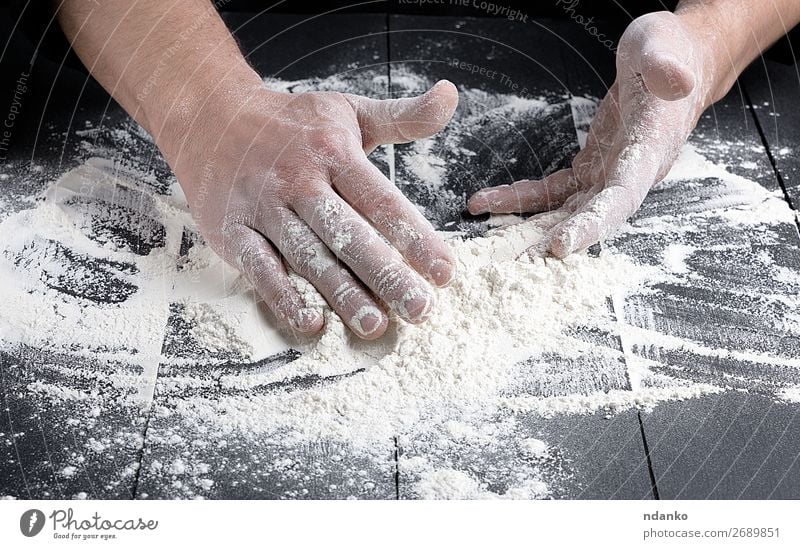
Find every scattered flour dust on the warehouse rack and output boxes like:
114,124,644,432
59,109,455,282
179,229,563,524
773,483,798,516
519,438,549,458
1,68,798,500
778,386,800,403
413,468,549,500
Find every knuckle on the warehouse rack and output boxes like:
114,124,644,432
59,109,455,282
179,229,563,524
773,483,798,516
365,187,405,219
574,161,596,186
237,240,278,279
306,127,356,159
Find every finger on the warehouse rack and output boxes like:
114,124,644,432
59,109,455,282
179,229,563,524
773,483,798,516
467,169,582,215
560,181,602,214
619,12,696,101
259,210,389,340
521,184,602,260
525,237,551,261
550,114,672,258
520,212,571,260
292,186,435,324
345,80,459,153
547,182,650,258
332,158,456,287
223,224,323,335
584,83,621,144
572,83,623,187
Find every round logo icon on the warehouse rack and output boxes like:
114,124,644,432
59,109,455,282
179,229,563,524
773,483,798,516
20,509,45,537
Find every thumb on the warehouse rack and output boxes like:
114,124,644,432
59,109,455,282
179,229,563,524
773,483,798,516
619,12,697,101
346,79,459,152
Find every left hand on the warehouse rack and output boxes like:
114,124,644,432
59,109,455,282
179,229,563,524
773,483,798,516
467,12,715,258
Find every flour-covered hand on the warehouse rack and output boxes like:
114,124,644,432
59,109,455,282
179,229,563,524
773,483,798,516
468,11,713,257
165,80,459,339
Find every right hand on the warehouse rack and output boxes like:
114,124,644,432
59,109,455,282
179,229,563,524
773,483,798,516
159,77,459,340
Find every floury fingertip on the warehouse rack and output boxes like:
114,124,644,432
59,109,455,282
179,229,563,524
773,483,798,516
350,305,387,339
548,231,575,259
428,258,457,287
466,190,491,215
290,307,324,334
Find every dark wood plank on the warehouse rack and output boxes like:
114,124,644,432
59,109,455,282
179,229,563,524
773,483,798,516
643,391,800,499
609,88,800,498
389,15,654,499
0,348,150,499
741,60,800,210
0,14,163,500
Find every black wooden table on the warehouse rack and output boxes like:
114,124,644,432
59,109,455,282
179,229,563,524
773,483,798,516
1,12,798,500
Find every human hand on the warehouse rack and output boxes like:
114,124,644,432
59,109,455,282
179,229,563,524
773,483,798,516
467,11,716,258
163,78,459,339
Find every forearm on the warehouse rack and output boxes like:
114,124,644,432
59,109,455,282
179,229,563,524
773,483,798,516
676,0,800,103
56,0,262,148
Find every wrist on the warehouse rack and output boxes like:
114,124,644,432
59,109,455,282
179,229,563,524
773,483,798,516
140,57,266,162
674,4,758,106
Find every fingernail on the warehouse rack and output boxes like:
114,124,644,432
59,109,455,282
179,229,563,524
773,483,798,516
350,305,384,337
549,231,574,259
434,79,457,93
642,50,695,99
292,308,323,333
467,193,489,215
428,258,456,287
525,242,548,261
396,288,434,323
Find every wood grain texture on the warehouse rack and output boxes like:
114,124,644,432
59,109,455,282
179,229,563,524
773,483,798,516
741,61,800,211
609,91,800,498
643,392,800,499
